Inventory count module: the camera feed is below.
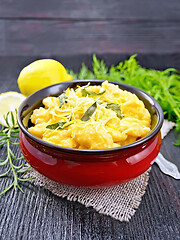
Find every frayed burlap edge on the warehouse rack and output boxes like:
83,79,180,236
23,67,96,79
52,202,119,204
23,167,151,222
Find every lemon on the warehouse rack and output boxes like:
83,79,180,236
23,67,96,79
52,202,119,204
0,92,26,126
17,59,73,97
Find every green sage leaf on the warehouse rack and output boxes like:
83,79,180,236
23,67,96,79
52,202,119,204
81,89,106,97
106,103,123,118
46,122,67,130
81,102,97,121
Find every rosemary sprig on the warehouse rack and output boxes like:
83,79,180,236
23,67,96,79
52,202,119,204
0,110,34,195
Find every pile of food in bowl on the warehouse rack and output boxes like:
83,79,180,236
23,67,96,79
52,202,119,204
28,81,151,150
18,80,163,187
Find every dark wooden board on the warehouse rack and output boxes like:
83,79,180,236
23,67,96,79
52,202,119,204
0,20,180,56
0,55,179,240
0,0,180,20
1,0,180,57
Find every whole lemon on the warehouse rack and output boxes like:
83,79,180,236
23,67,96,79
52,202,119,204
17,59,73,97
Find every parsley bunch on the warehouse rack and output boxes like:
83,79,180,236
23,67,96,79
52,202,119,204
69,55,180,145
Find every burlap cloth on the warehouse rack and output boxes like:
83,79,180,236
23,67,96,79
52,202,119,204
23,120,175,221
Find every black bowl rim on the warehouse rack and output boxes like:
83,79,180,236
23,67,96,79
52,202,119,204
17,79,164,155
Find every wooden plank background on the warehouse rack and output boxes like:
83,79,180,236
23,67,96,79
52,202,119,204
0,0,180,20
0,1,180,239
0,0,180,57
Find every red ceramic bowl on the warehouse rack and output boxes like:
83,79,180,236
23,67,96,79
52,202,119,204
17,80,163,187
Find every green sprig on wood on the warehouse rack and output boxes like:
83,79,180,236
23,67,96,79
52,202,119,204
0,111,35,195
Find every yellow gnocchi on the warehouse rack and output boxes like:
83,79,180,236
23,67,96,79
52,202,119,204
28,81,151,149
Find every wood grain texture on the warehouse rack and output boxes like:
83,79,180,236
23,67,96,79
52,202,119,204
0,0,180,20
0,0,180,237
0,20,180,56
1,0,179,57
0,55,179,240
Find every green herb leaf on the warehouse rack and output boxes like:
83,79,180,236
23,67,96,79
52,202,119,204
106,103,123,118
46,121,67,130
46,113,74,130
174,136,180,146
81,102,97,121
0,110,32,195
81,88,106,97
69,62,95,80
59,93,68,108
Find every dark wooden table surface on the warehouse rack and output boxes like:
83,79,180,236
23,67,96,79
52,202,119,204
0,1,180,239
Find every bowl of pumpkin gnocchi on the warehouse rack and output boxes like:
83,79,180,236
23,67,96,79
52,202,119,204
17,80,163,187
